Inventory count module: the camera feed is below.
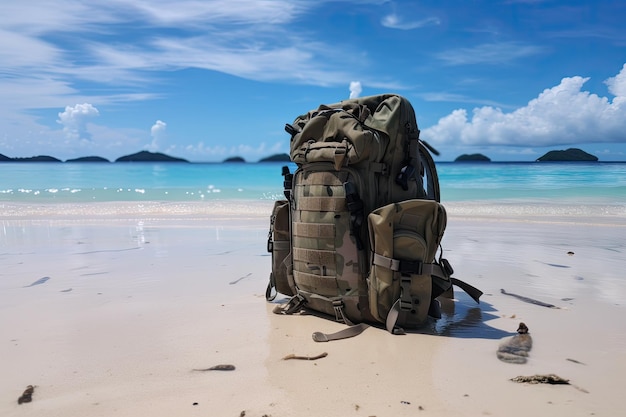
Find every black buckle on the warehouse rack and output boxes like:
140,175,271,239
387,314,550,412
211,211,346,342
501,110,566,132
399,260,423,275
441,258,454,276
282,166,293,200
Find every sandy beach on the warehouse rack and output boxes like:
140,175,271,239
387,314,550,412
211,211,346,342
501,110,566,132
1,200,625,416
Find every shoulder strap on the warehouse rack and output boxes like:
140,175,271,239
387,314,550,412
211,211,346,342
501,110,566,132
450,277,483,304
419,141,441,201
312,323,370,342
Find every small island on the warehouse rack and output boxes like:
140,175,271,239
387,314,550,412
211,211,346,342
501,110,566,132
66,156,110,163
223,156,246,163
536,148,598,162
8,155,63,162
115,151,189,163
455,153,491,162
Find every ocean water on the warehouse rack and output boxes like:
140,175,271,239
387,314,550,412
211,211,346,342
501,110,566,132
1,162,625,214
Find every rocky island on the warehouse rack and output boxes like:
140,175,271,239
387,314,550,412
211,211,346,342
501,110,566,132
455,153,491,162
536,148,598,162
0,154,62,162
223,156,246,163
66,156,111,163
115,151,189,163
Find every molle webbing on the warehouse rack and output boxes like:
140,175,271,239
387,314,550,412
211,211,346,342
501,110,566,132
297,197,346,212
293,222,335,239
372,252,446,277
290,164,365,323
293,247,336,265
293,271,341,297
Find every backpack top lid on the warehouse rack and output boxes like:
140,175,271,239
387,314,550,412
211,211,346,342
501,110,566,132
287,93,440,202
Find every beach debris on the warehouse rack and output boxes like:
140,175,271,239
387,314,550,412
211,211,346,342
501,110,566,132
229,273,252,285
511,374,569,385
192,364,236,371
17,385,35,404
500,289,559,309
282,352,328,361
23,276,50,287
497,322,533,364
511,374,590,393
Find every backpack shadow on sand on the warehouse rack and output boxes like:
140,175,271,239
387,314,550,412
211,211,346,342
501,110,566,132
270,291,513,341
416,292,513,340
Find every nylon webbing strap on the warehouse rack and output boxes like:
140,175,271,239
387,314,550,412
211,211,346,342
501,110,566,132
265,273,276,301
293,222,335,238
298,196,347,212
334,146,347,171
372,253,445,276
451,277,483,304
312,323,370,342
273,295,306,315
293,247,335,265
293,270,338,294
271,241,290,251
385,300,406,335
332,299,354,325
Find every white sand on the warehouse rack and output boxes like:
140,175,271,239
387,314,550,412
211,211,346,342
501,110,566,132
1,201,625,416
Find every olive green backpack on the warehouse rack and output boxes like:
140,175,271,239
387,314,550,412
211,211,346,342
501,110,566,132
266,94,481,339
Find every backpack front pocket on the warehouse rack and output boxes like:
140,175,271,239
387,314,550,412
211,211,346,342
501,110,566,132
367,200,446,329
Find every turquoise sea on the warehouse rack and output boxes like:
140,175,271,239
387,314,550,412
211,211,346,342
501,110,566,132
1,162,625,207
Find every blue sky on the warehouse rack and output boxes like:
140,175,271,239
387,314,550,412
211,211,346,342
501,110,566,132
1,0,625,162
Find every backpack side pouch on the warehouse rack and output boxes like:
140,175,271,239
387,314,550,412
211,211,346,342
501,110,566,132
266,200,296,300
367,200,448,331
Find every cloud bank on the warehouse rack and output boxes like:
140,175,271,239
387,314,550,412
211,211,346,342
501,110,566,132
381,14,440,30
148,120,167,151
57,103,99,141
349,81,362,99
421,64,626,147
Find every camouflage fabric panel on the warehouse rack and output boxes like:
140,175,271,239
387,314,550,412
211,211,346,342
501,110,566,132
290,102,388,165
291,168,362,300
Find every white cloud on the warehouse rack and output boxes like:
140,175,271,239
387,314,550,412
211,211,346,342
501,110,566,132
605,63,626,99
381,14,440,30
421,64,626,147
148,120,167,151
0,1,363,88
56,103,99,141
349,81,362,99
0,0,400,130
435,42,545,65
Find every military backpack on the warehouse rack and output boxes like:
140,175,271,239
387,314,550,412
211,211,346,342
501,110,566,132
266,94,481,339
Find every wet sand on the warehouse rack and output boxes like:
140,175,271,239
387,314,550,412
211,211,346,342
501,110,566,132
1,201,625,416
